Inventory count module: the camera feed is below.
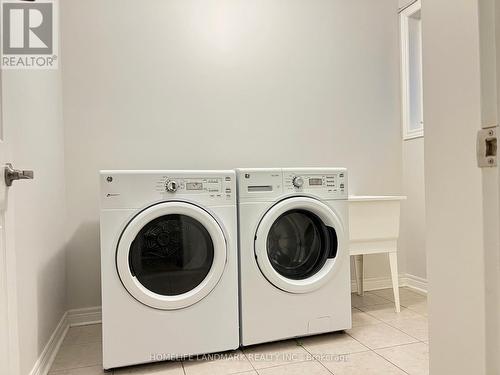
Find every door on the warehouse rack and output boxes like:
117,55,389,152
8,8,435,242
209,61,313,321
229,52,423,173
116,201,227,310
254,197,346,294
423,0,500,373
0,67,33,375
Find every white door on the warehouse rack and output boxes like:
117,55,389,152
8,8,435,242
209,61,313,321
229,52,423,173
423,0,500,373
0,69,33,374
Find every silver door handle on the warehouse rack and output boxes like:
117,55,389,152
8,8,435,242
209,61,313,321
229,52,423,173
5,163,34,186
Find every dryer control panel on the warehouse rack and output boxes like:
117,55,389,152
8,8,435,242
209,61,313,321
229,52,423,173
154,176,229,196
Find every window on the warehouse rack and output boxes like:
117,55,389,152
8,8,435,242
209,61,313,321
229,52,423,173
400,0,423,139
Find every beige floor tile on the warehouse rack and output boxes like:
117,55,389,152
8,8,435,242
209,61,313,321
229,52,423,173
299,332,369,356
113,361,184,374
51,342,102,372
376,342,429,375
359,304,422,323
256,360,329,375
183,350,254,375
49,365,106,375
351,293,390,309
405,300,428,316
370,288,426,305
347,323,418,350
386,316,429,341
63,324,102,346
243,340,309,370
351,308,381,327
319,351,406,375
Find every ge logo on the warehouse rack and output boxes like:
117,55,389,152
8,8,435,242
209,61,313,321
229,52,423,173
2,2,53,55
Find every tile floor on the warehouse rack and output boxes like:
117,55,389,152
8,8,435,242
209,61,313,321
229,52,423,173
49,288,429,375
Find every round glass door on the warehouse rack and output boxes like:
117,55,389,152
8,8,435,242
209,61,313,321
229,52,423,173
117,202,227,310
128,214,215,296
255,197,345,294
267,209,337,280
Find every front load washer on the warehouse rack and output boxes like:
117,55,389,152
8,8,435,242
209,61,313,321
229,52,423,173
237,168,351,346
100,170,239,369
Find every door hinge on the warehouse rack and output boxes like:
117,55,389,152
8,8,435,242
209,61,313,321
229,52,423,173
477,125,498,167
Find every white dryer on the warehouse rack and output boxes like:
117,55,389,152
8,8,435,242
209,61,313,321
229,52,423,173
100,170,239,369
237,168,351,346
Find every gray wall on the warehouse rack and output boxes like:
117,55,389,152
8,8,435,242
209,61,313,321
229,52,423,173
61,0,402,309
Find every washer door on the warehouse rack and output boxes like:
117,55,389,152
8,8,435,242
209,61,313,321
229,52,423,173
255,197,345,294
116,202,227,310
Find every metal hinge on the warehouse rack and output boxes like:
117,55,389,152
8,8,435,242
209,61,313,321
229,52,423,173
477,125,498,167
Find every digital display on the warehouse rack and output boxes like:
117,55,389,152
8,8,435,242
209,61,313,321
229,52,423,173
309,178,323,186
186,182,203,190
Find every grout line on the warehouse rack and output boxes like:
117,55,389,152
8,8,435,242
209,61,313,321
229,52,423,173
241,350,258,373
351,319,424,346
372,349,410,374
345,331,411,375
382,317,429,343
295,339,335,375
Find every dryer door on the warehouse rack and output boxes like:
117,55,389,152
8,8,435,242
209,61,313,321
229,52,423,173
116,201,227,310
255,197,346,294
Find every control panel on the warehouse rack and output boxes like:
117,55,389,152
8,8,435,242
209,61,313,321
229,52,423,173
284,171,346,195
237,168,348,201
100,171,235,209
155,176,231,199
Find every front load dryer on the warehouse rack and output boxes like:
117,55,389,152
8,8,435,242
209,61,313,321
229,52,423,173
237,168,351,346
100,170,239,369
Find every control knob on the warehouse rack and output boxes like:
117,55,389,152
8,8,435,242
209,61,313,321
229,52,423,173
292,176,304,188
166,180,178,193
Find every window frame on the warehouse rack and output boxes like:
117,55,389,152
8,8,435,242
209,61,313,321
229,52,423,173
400,0,424,140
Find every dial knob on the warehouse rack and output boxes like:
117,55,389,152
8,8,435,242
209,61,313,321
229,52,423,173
166,180,178,193
292,176,304,188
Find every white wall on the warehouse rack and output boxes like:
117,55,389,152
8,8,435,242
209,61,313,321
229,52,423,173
61,0,402,309
422,0,487,373
2,70,67,374
400,138,426,280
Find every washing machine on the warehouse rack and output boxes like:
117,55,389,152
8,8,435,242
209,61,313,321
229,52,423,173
100,170,239,369
237,168,351,346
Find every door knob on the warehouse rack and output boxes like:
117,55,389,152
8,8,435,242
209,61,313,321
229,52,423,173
5,163,34,186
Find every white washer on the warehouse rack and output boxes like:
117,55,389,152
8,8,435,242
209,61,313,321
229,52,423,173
100,170,239,369
237,168,351,346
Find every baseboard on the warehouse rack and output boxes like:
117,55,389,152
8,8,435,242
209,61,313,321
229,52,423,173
29,306,102,375
403,273,428,294
351,273,428,294
67,306,102,327
29,312,69,375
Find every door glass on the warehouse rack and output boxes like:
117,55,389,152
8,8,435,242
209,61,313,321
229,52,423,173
266,209,336,280
129,214,214,296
